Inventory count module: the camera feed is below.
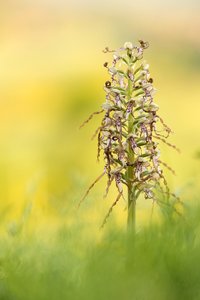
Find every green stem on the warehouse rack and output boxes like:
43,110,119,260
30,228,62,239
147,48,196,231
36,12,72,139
127,115,136,231
127,68,136,232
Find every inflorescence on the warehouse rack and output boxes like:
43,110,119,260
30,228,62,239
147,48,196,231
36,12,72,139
79,40,181,228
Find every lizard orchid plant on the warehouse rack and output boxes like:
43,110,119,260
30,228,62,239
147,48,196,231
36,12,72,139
79,40,181,230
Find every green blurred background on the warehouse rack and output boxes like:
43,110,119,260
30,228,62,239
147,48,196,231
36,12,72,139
0,0,200,232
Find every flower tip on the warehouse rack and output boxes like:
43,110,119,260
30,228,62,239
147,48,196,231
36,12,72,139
124,42,133,50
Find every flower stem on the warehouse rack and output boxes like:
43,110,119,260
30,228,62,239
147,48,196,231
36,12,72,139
127,116,136,231
127,69,136,231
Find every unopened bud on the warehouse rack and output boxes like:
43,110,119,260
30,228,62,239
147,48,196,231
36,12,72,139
124,42,133,50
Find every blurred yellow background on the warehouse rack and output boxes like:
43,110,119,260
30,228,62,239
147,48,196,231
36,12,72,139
0,0,200,231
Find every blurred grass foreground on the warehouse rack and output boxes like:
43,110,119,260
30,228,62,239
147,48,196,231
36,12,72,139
0,206,200,300
0,0,200,299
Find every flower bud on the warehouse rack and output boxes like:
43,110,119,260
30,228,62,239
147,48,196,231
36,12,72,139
108,67,117,75
102,102,113,111
149,103,159,112
124,42,133,50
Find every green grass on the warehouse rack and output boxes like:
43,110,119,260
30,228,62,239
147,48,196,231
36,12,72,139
0,203,200,300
